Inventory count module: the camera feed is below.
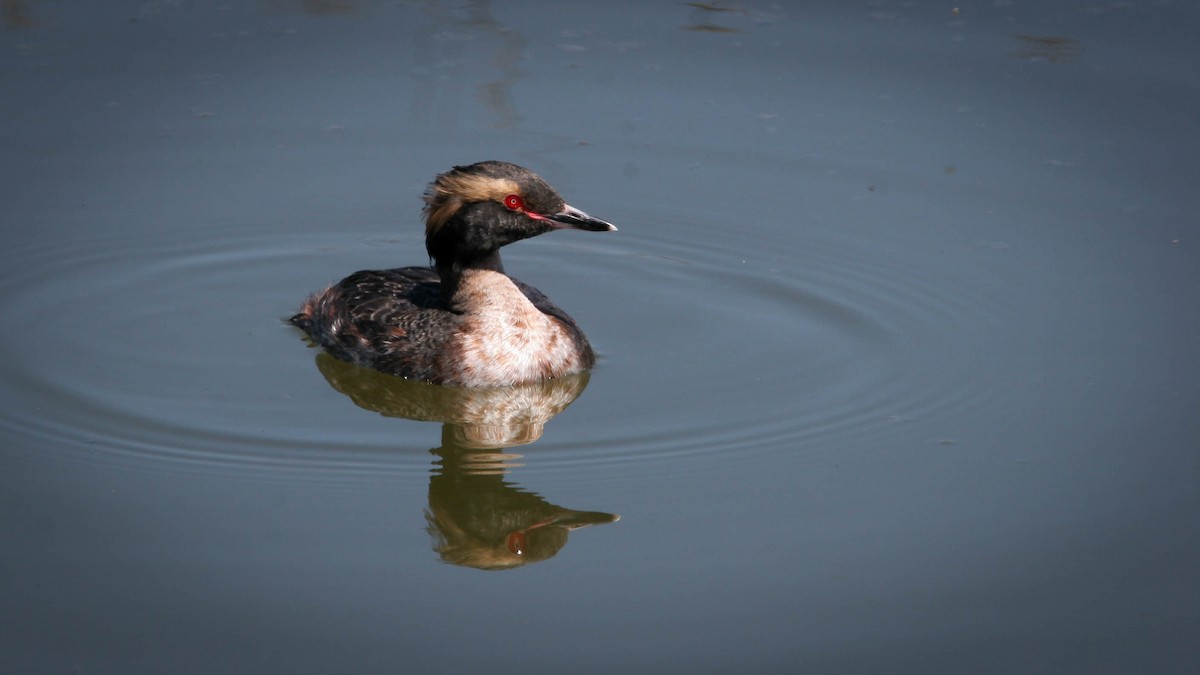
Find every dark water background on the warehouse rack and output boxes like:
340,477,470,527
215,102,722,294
2,1,1197,672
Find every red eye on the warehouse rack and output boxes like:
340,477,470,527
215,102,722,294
503,194,524,211
507,531,526,556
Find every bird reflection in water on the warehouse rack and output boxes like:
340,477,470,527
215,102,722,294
314,353,619,570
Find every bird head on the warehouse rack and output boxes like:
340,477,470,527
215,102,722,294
422,161,616,269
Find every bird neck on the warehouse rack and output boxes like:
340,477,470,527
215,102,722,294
436,249,505,306
444,267,537,321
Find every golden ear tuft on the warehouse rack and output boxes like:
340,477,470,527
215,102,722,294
423,172,521,237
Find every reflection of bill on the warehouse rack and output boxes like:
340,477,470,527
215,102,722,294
312,352,619,569
428,436,619,571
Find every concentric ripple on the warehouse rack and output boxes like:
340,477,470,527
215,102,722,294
507,213,1015,467
0,214,1012,479
0,230,444,480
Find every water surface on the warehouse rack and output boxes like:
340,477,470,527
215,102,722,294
2,1,1197,673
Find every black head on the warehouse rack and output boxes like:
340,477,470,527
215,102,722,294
422,161,615,273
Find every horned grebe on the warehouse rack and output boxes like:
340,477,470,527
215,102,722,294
290,161,617,387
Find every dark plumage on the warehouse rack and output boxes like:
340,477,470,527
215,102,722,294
290,161,616,387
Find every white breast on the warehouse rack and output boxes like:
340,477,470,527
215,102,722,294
449,270,586,387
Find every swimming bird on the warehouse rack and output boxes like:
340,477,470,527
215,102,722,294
291,161,616,387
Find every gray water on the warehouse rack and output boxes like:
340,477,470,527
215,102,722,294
2,1,1198,673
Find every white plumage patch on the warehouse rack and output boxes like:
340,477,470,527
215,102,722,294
449,270,586,387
